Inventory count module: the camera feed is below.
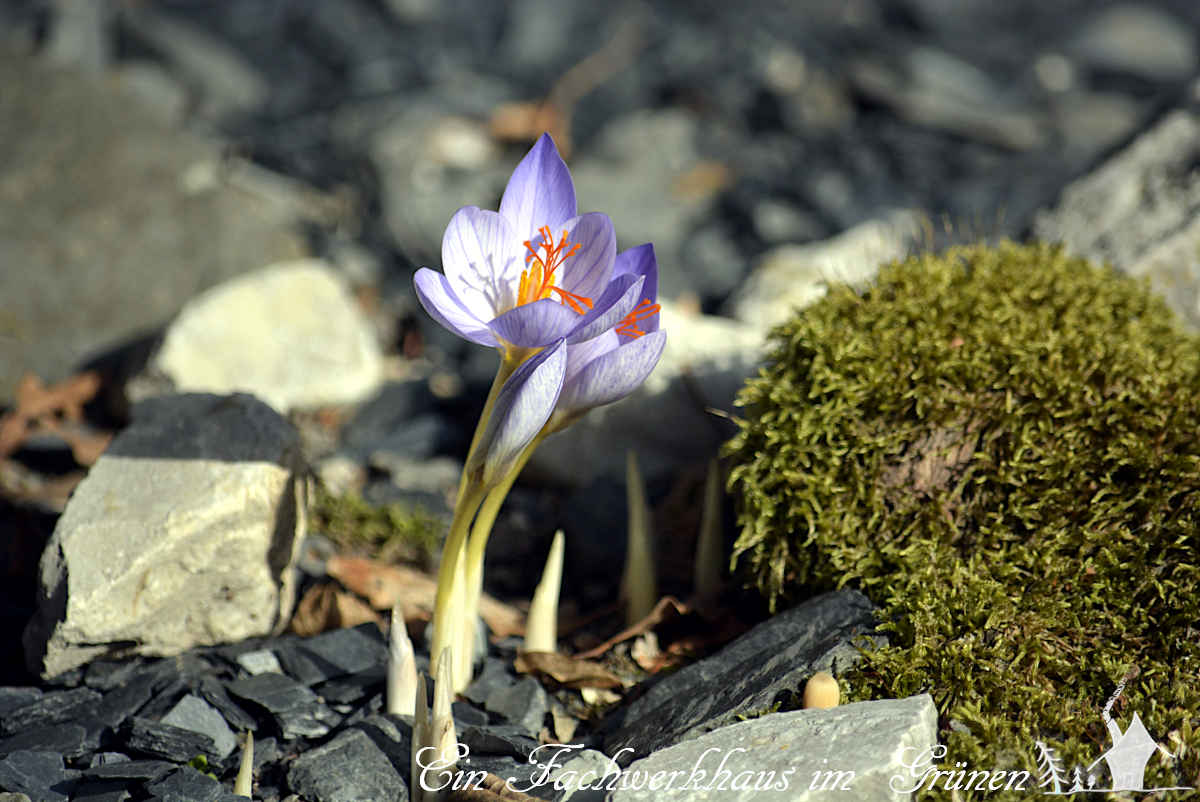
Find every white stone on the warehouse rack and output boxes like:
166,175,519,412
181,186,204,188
23,394,307,678
610,695,938,802
728,211,922,332
148,260,383,412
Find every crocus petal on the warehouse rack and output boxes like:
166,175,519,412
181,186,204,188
498,134,577,238
489,299,584,348
566,274,644,344
413,268,500,347
557,330,667,415
563,329,619,387
613,243,659,333
557,213,616,305
441,206,524,321
469,340,567,486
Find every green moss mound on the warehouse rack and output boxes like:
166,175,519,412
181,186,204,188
725,242,1199,797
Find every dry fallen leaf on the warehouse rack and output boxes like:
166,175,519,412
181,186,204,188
574,596,689,661
549,700,579,743
291,582,381,637
0,371,106,461
630,631,661,671
446,773,542,801
326,555,525,639
514,651,624,690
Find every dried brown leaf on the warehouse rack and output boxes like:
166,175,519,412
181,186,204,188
326,555,525,638
290,582,380,637
514,651,623,690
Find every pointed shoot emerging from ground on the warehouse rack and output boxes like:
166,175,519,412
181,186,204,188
432,647,459,777
622,450,656,627
411,673,431,802
525,529,565,653
693,459,724,598
387,604,417,717
234,731,253,798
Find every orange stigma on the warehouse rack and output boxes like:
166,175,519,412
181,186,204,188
615,298,660,338
517,226,593,314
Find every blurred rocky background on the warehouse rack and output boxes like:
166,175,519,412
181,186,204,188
1,0,1199,796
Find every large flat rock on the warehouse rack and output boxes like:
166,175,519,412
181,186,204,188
0,47,305,402
23,394,307,679
609,695,938,802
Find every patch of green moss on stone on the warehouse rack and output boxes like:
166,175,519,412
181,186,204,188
311,485,440,565
725,242,1200,798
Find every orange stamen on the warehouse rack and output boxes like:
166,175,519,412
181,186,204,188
615,298,660,338
516,225,592,313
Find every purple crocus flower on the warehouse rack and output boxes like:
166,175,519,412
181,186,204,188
551,244,667,428
413,134,643,354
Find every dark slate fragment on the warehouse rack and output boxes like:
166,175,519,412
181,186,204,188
451,700,489,728
122,717,220,764
85,753,132,768
197,675,257,732
70,779,133,801
226,672,339,739
89,669,160,732
0,686,101,735
0,723,87,757
276,624,387,685
250,736,278,771
315,666,385,705
458,724,539,760
604,588,878,760
0,687,41,717
133,677,189,721
287,728,407,802
0,751,77,802
144,766,225,802
463,657,517,706
83,760,175,782
162,694,237,759
83,658,149,691
343,713,413,781
484,676,548,736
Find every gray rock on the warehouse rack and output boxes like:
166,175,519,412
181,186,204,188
1067,4,1198,83
120,7,269,119
0,725,88,759
276,624,388,685
727,211,924,333
44,0,112,72
609,695,938,802
0,48,305,402
144,766,226,802
122,718,220,765
161,695,237,760
140,260,383,413
1035,109,1200,329
287,728,408,802
570,110,716,301
237,649,284,676
227,673,340,740
485,675,549,737
0,751,76,802
23,393,307,679
0,687,100,735
605,590,879,759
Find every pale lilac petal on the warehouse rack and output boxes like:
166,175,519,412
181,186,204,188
557,212,616,304
564,329,619,387
613,243,659,333
413,268,500,347
489,299,583,348
566,274,644,344
498,134,577,238
557,330,667,415
469,340,567,485
441,206,524,320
